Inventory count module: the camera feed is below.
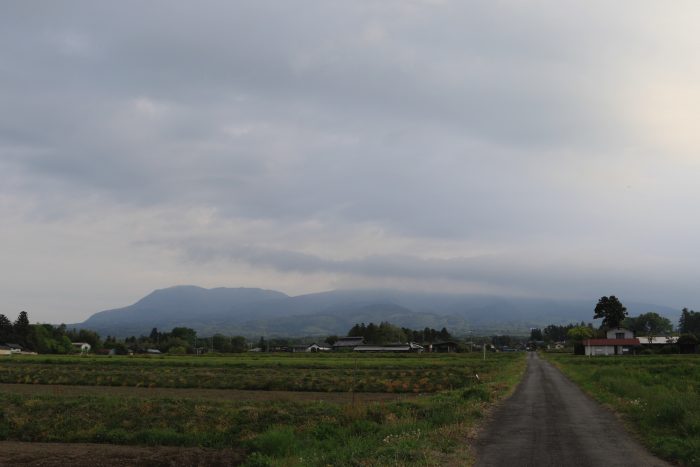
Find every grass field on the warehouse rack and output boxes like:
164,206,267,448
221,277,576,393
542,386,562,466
0,353,502,393
0,352,526,466
544,353,700,467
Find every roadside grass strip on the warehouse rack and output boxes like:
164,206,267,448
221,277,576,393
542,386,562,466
544,353,700,467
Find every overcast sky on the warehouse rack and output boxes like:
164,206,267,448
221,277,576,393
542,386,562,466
2,1,700,323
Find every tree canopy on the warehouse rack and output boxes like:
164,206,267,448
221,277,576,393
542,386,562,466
622,312,673,336
567,325,594,342
593,296,628,329
679,308,700,335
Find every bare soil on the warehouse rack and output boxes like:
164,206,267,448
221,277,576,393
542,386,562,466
0,441,243,466
0,383,415,403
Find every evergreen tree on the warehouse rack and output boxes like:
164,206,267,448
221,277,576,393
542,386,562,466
0,314,13,342
13,311,31,345
679,308,700,334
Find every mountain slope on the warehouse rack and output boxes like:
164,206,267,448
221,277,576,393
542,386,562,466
73,286,681,337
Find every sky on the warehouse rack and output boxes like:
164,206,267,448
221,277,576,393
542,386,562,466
2,1,700,323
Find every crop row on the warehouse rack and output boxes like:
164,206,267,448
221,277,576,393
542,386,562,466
0,365,481,393
0,353,528,466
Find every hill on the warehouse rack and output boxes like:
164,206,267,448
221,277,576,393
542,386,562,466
73,286,681,338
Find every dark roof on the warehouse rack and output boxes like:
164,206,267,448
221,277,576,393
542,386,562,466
584,339,640,346
334,337,364,347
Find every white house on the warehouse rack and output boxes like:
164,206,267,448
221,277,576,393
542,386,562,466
583,328,640,356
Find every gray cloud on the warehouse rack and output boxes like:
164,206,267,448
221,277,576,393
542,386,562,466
1,1,700,321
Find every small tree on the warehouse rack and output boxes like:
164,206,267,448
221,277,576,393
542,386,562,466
567,325,593,342
593,296,628,329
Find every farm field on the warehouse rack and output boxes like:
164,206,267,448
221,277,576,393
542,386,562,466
0,352,526,466
544,353,700,467
0,353,496,393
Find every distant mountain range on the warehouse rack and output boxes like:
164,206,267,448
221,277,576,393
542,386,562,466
73,286,682,338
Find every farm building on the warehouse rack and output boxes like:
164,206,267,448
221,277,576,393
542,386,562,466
583,328,640,356
333,336,365,351
636,336,678,346
306,343,331,352
0,345,11,356
354,342,424,353
72,342,91,353
289,343,331,353
4,343,23,354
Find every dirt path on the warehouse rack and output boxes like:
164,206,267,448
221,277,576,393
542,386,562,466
0,383,414,403
474,352,670,467
0,441,243,466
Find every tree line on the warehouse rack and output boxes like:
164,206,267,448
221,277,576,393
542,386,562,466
345,322,451,345
0,311,101,354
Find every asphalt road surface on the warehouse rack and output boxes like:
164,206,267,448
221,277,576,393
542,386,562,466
474,352,671,467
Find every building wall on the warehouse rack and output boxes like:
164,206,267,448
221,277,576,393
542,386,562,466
605,328,633,339
585,345,615,356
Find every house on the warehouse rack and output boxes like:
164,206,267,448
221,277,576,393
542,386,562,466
288,343,332,353
332,336,365,351
429,341,459,353
5,343,23,354
72,342,91,353
354,342,424,353
0,345,11,356
583,328,640,356
146,348,161,354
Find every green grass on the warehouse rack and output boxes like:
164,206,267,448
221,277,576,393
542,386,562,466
544,353,700,466
0,353,511,393
0,352,526,466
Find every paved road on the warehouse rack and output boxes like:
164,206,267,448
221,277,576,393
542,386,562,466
474,352,670,467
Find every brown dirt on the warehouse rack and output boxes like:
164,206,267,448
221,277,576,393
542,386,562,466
0,441,244,466
0,383,415,403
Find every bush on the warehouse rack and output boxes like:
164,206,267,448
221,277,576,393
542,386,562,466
249,426,297,458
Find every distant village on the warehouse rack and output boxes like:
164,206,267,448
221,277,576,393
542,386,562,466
2,298,700,357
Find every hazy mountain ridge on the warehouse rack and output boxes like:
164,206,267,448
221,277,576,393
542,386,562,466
74,286,682,338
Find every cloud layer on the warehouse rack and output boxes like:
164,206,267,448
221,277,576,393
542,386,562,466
2,1,699,322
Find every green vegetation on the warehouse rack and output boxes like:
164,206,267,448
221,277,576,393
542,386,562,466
0,352,526,465
544,353,700,466
593,295,628,329
622,312,673,336
347,322,452,345
1,353,503,393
